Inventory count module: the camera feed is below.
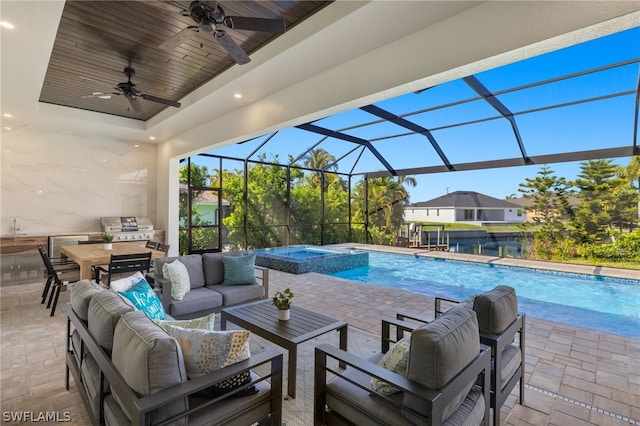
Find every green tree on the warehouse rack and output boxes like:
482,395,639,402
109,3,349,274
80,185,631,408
573,159,637,241
352,175,417,244
518,165,574,259
178,163,212,254
621,156,640,224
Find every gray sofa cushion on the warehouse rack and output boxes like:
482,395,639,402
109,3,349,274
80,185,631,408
88,291,134,352
206,284,265,306
111,311,188,425
155,255,205,289
499,345,522,390
473,285,518,335
403,305,480,424
169,287,223,317
70,280,103,321
202,252,224,285
81,353,109,417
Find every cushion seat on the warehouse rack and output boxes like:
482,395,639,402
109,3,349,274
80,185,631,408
206,284,265,306
169,287,223,317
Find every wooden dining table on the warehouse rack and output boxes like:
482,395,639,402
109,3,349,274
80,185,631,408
60,241,165,280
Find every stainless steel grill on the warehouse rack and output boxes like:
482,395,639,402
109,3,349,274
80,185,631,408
101,217,154,241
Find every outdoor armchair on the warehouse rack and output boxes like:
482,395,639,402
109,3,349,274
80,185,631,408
386,285,525,426
315,305,491,425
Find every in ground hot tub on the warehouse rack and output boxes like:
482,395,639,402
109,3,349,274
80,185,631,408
254,245,368,274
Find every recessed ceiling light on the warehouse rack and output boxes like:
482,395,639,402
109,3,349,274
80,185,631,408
149,136,156,141
0,21,15,30
4,127,12,130
234,93,242,99
134,144,140,148
3,113,12,118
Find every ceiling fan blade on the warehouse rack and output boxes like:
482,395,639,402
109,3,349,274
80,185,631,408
223,16,286,34
78,75,116,90
159,27,198,50
214,30,250,65
127,96,144,113
141,94,181,108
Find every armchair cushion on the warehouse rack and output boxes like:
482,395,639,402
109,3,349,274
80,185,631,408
222,253,257,285
473,285,518,335
162,259,191,301
403,305,480,424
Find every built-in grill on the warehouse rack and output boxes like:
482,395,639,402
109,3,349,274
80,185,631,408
101,216,154,241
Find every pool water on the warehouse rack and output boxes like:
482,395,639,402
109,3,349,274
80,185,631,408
260,246,340,260
331,251,640,338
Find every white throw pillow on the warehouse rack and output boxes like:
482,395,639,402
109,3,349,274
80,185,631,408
162,259,191,301
370,334,411,395
109,271,145,293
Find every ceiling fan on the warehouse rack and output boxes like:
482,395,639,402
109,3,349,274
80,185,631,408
160,0,286,65
81,66,181,113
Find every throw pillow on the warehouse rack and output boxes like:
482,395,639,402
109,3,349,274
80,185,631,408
117,278,166,320
154,312,216,331
370,335,411,395
163,325,255,396
162,259,191,301
222,253,256,286
109,271,145,293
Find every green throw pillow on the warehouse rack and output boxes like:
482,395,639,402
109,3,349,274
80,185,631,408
222,254,256,285
162,259,191,301
118,278,166,320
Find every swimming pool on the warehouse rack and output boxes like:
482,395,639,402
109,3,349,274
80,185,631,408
254,245,369,274
331,251,640,338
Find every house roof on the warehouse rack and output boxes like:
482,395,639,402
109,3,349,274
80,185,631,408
411,191,520,209
508,196,581,208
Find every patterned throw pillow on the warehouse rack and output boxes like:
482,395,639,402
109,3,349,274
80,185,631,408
117,278,166,320
222,254,257,285
162,259,191,301
370,335,411,395
154,312,216,331
163,326,256,396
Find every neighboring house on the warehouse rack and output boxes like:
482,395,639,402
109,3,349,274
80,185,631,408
179,182,230,227
404,191,525,225
507,196,580,222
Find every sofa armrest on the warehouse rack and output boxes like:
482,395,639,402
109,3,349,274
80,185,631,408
153,275,172,312
255,266,269,299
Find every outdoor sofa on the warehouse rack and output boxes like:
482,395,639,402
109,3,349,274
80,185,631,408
151,252,269,319
66,279,283,425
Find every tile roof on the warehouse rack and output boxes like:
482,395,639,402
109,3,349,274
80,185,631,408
411,191,521,209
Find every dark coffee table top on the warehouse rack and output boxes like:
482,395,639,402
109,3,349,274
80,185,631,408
221,299,347,345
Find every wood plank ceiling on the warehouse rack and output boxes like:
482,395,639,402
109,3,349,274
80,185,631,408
39,0,330,121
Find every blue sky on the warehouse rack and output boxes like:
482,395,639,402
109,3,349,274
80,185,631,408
207,27,639,203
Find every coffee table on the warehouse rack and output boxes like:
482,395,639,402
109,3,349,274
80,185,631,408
221,299,347,399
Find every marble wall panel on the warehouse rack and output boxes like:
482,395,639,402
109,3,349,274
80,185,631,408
1,126,157,236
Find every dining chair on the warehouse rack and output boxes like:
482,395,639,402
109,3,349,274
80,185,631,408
92,252,152,287
156,243,170,255
38,245,79,316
